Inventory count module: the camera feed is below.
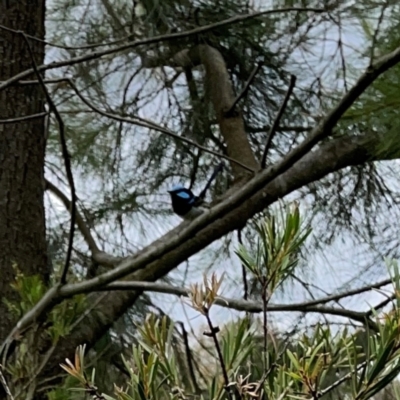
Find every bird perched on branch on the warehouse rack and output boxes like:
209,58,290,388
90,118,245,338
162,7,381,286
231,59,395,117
168,162,224,220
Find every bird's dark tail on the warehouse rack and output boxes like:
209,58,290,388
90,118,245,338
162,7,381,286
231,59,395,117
198,162,224,199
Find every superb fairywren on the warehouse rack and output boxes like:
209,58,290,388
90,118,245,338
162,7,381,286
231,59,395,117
168,162,224,220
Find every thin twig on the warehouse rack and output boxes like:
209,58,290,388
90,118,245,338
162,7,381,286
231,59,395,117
290,274,331,328
204,313,234,400
96,278,390,306
0,23,132,51
255,336,293,398
0,112,48,124
65,78,255,172
238,230,249,301
20,32,77,285
366,293,395,317
14,342,57,399
0,365,15,400
337,15,348,92
225,62,263,116
69,293,109,331
0,78,73,86
45,179,99,254
261,75,296,167
0,8,326,92
94,280,378,329
262,282,269,367
293,277,393,307
246,124,312,134
178,322,201,395
310,360,367,399
370,2,389,65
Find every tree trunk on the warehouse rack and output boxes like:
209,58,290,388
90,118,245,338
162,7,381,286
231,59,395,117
0,0,48,346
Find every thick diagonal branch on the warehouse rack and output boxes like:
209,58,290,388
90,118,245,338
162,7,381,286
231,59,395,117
38,132,390,379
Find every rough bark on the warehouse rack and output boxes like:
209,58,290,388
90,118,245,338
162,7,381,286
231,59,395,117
0,0,48,347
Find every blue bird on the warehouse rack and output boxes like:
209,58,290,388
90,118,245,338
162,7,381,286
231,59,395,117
168,163,224,220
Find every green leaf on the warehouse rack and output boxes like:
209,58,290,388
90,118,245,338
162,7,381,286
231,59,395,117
286,350,301,371
366,339,396,385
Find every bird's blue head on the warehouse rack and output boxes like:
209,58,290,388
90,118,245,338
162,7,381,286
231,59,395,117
168,184,185,193
168,184,196,205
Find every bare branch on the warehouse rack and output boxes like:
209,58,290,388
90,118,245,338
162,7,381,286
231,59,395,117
178,322,201,395
366,293,395,317
14,343,57,398
48,138,400,302
0,365,14,400
225,62,263,117
0,8,326,92
0,112,48,124
238,230,249,301
306,278,392,307
45,180,98,254
261,75,296,168
246,125,312,134
89,280,376,329
65,78,255,172
370,1,389,65
256,43,400,175
61,274,391,307
0,23,132,51
0,78,72,86
20,33,77,285
45,179,121,267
